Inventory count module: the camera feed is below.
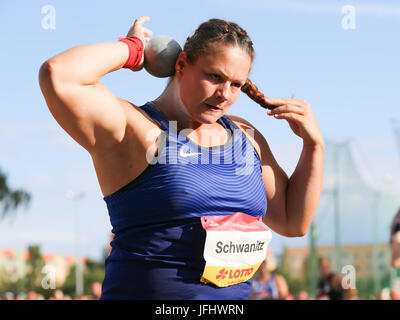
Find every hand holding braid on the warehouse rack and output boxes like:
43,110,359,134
241,79,277,110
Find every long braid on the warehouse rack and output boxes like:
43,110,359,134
241,78,276,110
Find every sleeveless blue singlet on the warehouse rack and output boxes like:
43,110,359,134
252,274,279,300
100,102,268,300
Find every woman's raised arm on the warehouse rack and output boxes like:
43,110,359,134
38,16,152,155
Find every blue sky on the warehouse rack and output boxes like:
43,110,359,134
0,0,399,261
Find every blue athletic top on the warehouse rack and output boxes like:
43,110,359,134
252,274,279,300
100,102,268,300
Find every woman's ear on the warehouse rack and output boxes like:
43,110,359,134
175,51,188,76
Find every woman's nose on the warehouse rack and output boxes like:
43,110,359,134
215,82,230,101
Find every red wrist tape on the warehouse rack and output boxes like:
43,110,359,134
118,36,144,69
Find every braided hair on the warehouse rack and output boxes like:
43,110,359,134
183,18,275,110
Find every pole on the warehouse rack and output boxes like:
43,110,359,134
74,200,83,298
66,190,85,298
391,119,400,167
333,142,341,272
372,191,380,295
309,222,318,298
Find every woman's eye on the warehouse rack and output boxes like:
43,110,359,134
208,74,221,81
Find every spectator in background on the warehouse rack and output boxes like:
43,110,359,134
4,292,15,300
285,292,295,300
251,250,289,300
48,289,65,300
316,256,352,300
92,281,102,300
27,290,38,300
345,287,359,300
16,293,26,300
36,294,45,300
390,288,400,300
376,292,383,300
390,208,400,268
297,290,310,300
378,288,391,300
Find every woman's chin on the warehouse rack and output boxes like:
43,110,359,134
198,113,221,124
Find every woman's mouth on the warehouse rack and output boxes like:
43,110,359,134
205,103,222,112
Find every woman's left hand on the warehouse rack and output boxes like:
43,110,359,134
265,98,324,148
125,16,153,71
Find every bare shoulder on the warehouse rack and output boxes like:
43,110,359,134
117,98,149,121
89,99,162,197
274,273,287,284
118,98,162,132
90,98,160,159
225,114,257,132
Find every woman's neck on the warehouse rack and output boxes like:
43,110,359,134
152,78,217,131
259,272,271,283
152,78,193,130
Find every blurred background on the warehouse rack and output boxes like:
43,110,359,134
0,0,399,300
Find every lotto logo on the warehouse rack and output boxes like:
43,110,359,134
201,263,263,288
216,268,228,280
216,267,254,281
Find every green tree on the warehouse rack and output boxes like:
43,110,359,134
0,167,31,219
356,272,391,299
24,245,45,291
23,244,58,299
0,270,26,297
0,245,58,299
61,258,105,298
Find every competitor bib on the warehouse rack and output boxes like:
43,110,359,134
200,212,272,287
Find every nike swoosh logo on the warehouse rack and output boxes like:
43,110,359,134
179,147,201,158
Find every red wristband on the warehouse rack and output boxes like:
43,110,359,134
118,36,144,69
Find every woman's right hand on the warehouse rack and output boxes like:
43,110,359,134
126,16,153,71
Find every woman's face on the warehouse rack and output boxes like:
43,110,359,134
178,44,252,125
258,261,268,275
